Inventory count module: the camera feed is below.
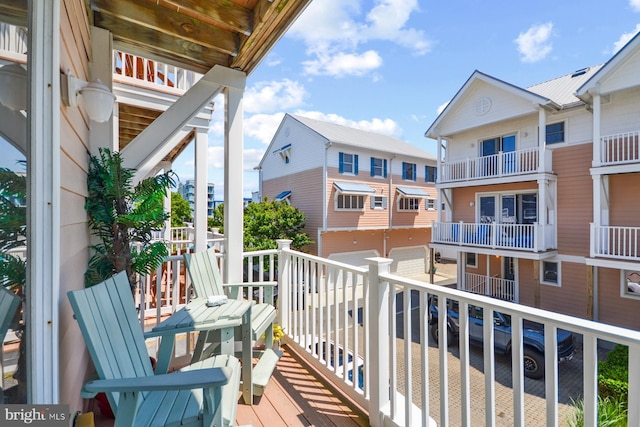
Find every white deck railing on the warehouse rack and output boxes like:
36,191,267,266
432,221,548,252
439,148,548,183
463,272,515,302
591,223,640,260
0,23,27,63
600,131,640,166
113,50,199,92
135,239,640,427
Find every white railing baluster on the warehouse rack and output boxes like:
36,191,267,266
545,324,559,426
512,314,525,427
583,334,598,427
459,300,471,427
484,307,496,427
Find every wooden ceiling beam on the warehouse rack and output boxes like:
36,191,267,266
0,0,28,27
153,0,252,36
92,0,238,56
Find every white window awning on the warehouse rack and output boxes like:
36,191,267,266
396,186,429,198
333,181,375,195
275,190,291,201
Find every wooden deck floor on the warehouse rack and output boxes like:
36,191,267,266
91,345,369,427
237,346,368,427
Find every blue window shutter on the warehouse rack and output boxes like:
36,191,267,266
339,152,344,173
402,162,407,180
412,164,416,180
383,159,387,178
354,154,359,175
434,167,437,181
370,196,375,208
370,157,375,176
425,166,428,182
382,196,388,209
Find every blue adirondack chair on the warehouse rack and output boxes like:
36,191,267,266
68,271,242,427
183,248,280,401
0,286,20,402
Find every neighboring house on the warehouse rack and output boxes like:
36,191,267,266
426,32,640,330
258,114,438,278
178,179,215,217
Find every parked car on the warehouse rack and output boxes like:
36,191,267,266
307,338,364,390
429,297,575,379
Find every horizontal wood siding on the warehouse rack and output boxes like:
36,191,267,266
321,230,384,259
554,144,592,256
517,259,536,306
597,267,640,330
539,262,588,319
263,168,323,254
609,172,640,226
59,0,91,410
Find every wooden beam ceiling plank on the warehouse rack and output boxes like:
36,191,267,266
0,0,28,27
155,0,251,36
92,0,238,55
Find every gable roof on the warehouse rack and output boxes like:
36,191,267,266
528,65,603,107
425,70,555,139
576,31,640,100
290,114,435,160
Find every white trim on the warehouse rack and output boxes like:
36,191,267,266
436,172,555,190
335,193,366,211
540,260,561,287
621,270,640,300
28,0,60,403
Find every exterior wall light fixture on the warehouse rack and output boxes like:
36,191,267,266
61,73,115,123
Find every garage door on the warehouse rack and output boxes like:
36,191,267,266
389,246,428,278
328,250,380,268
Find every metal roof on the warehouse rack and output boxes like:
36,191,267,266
291,114,436,161
333,181,376,195
275,190,291,201
526,65,603,108
396,186,429,198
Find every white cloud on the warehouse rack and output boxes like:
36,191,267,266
631,0,640,12
244,113,286,144
515,23,554,63
295,110,402,138
437,101,450,115
612,24,640,52
288,0,430,78
244,79,307,114
302,50,383,77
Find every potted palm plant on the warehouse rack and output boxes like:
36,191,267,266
85,148,176,289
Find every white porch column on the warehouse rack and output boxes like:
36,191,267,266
89,26,115,155
538,178,548,250
29,0,60,403
436,137,442,223
224,78,246,282
194,128,208,252
538,108,546,172
592,93,601,167
593,174,602,227
161,161,172,241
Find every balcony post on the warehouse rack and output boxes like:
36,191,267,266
538,108,546,172
367,257,393,427
276,239,292,334
592,93,601,167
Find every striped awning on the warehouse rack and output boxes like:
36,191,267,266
396,186,429,198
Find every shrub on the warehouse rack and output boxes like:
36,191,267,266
598,345,628,401
567,396,627,427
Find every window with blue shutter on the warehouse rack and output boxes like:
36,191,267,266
402,162,416,181
425,166,437,183
371,157,387,177
339,152,358,174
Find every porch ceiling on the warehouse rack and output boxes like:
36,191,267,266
88,0,312,75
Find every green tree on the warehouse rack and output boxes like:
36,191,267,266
171,191,192,227
244,198,313,251
208,203,225,232
85,148,176,289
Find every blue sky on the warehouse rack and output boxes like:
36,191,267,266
170,0,640,198
3,0,640,199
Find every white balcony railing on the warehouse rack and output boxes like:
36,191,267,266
137,240,640,427
591,223,640,261
0,23,27,62
113,50,199,92
600,131,640,166
432,221,548,252
463,272,515,302
439,148,548,183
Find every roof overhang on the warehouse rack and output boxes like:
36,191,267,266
333,181,375,195
275,190,291,201
396,186,429,198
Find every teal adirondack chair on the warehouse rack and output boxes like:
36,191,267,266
183,249,280,399
68,271,242,427
0,286,20,402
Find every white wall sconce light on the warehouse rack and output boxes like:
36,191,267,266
61,73,115,123
0,63,27,111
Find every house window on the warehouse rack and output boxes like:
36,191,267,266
426,199,436,210
541,261,560,286
425,166,437,183
370,157,387,178
339,152,358,175
402,162,416,181
371,195,387,209
466,252,477,268
546,122,565,145
336,194,365,210
398,197,420,211
621,270,640,299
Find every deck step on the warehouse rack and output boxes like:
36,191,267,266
252,348,282,396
